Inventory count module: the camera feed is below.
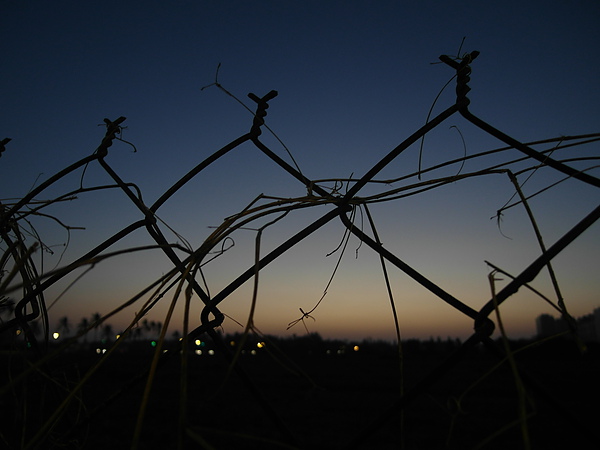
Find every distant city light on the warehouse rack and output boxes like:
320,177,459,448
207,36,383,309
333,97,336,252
353,345,359,351
195,339,202,346
53,332,60,340
208,349,215,356
257,342,265,349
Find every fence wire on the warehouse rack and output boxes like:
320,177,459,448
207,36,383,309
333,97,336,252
1,51,599,449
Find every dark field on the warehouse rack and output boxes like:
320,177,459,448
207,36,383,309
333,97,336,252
2,338,599,449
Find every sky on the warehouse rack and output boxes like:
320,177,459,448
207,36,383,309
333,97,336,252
1,0,599,342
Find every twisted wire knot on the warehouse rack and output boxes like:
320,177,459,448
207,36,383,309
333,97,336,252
97,116,127,156
439,50,479,108
248,90,278,136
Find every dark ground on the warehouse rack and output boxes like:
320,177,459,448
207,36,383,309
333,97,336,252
2,338,599,449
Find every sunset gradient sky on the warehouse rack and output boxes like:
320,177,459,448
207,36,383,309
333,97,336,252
2,1,599,342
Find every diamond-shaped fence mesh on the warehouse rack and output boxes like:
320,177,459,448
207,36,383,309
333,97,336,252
1,52,599,449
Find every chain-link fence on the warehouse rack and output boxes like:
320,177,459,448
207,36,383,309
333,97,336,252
1,51,599,449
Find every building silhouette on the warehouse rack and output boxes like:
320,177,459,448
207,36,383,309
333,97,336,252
536,307,600,342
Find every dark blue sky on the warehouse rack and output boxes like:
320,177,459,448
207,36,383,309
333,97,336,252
2,1,599,341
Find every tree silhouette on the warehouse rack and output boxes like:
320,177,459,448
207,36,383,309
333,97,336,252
77,317,89,342
57,316,70,338
101,323,113,343
141,318,150,339
91,312,102,343
133,326,142,341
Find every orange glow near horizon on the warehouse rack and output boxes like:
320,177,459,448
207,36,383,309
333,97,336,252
4,2,599,348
